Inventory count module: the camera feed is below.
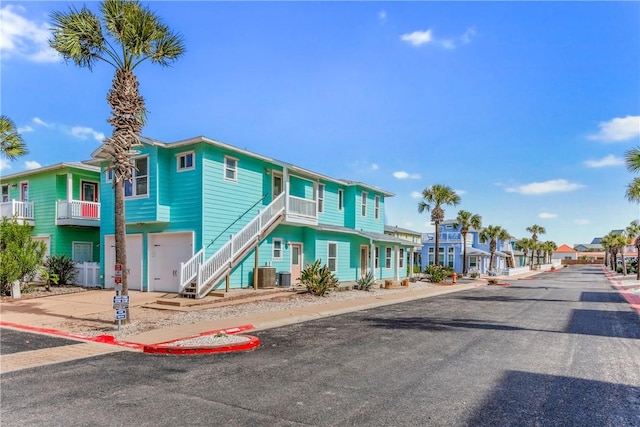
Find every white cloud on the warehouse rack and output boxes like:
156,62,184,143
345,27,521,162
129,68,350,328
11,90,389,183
378,10,387,24
538,212,557,219
0,5,59,63
371,163,379,171
17,125,34,133
588,116,640,142
460,27,476,44
71,126,106,142
454,189,466,195
393,171,421,179
584,154,624,168
32,117,50,127
410,191,422,199
0,158,11,171
24,160,41,170
574,219,590,225
401,30,433,47
505,179,584,195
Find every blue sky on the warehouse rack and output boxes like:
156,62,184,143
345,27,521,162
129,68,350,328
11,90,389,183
1,1,639,246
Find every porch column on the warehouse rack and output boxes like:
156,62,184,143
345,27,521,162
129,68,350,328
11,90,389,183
66,173,73,202
409,250,414,278
370,241,375,280
394,245,399,281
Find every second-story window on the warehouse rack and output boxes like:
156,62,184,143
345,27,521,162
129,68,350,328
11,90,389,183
224,156,237,182
328,242,337,273
125,157,148,197
338,189,344,211
105,169,113,183
374,195,380,220
361,191,367,217
385,247,392,269
177,151,195,171
399,248,405,268
1,184,8,202
317,184,324,213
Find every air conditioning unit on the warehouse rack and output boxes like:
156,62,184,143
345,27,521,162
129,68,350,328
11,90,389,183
256,267,276,288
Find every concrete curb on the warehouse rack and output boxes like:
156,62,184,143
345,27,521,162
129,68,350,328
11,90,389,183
601,266,640,315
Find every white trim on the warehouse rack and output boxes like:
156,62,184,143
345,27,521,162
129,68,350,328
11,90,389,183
385,246,392,269
338,188,344,211
1,184,9,202
125,156,149,198
361,191,367,217
224,155,238,182
105,169,113,183
176,150,195,172
374,195,380,220
317,183,325,214
20,181,29,201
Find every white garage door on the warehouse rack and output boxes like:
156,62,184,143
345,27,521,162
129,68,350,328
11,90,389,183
33,235,51,258
105,234,143,291
148,232,193,293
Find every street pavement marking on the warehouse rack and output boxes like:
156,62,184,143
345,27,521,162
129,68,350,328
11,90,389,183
1,343,126,374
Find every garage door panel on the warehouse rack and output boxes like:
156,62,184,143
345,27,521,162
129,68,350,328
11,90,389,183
148,232,193,293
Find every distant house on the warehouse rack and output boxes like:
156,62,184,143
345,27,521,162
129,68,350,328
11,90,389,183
384,225,422,273
552,244,577,261
0,163,101,264
90,135,414,297
421,219,516,275
574,243,602,252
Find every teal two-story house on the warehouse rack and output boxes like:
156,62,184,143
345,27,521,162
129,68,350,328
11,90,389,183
0,162,101,264
91,135,413,297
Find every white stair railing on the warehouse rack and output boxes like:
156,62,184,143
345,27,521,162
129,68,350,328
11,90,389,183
178,247,205,293
181,193,286,298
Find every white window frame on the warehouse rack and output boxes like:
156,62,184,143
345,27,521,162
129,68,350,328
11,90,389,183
374,246,379,269
177,151,195,172
105,169,113,183
338,189,344,211
272,238,283,260
374,195,380,220
327,242,337,273
1,184,8,202
125,156,149,198
361,191,367,217
224,156,238,182
72,241,93,263
20,181,29,201
317,184,325,214
399,248,405,269
385,247,392,269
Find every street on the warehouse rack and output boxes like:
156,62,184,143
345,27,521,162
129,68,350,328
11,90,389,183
1,265,639,426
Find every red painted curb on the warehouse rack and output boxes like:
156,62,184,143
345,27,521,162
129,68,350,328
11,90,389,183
143,335,260,355
600,266,640,315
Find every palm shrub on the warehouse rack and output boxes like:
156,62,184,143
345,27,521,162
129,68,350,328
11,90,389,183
299,259,339,296
44,255,78,286
355,271,376,291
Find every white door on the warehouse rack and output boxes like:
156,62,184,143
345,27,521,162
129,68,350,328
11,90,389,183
148,232,193,293
33,236,51,258
105,234,142,290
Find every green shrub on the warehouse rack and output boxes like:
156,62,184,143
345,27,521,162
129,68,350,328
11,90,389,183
0,217,46,295
44,254,78,285
355,271,376,291
299,259,339,296
38,267,59,291
424,265,449,283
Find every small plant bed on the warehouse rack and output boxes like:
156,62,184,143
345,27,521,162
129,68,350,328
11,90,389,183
0,283,88,302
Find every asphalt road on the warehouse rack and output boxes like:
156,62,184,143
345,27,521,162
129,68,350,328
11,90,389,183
2,265,639,426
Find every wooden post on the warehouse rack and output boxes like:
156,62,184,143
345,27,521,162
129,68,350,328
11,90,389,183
225,273,230,292
253,245,259,290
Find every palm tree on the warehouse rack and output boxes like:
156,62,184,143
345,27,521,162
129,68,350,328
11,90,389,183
0,116,28,160
50,0,185,306
600,234,613,269
625,178,640,204
479,225,510,272
526,224,546,266
515,237,533,267
624,148,640,203
418,184,460,266
453,210,482,275
626,220,640,279
542,241,557,264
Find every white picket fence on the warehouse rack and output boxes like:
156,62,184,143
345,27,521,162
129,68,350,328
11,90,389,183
74,262,101,287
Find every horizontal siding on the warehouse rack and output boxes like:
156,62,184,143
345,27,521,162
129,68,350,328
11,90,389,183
317,181,345,227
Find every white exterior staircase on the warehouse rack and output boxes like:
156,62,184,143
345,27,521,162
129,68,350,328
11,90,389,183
179,193,286,299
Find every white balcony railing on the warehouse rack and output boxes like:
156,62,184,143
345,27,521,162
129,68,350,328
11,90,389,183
56,200,100,226
423,232,463,244
0,200,34,222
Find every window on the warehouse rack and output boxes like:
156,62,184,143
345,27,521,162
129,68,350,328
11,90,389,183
1,185,8,202
177,151,194,171
428,247,434,265
438,247,445,265
385,247,392,269
272,238,283,260
448,247,454,268
20,182,29,201
328,242,337,273
105,169,113,183
272,174,283,198
317,184,324,213
374,246,379,268
361,191,367,217
374,196,380,220
338,189,344,211
399,248,404,269
224,156,237,182
72,242,93,263
124,157,148,197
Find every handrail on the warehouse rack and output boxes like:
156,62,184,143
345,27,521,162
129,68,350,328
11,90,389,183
208,194,267,248
178,247,205,293
194,192,286,298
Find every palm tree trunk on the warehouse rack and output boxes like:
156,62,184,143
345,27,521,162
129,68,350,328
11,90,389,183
114,178,127,297
462,231,467,275
636,244,640,280
621,248,627,275
434,221,440,266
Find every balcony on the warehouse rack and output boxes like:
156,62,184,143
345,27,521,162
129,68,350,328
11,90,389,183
284,195,318,226
423,232,463,244
0,200,35,226
57,200,100,227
